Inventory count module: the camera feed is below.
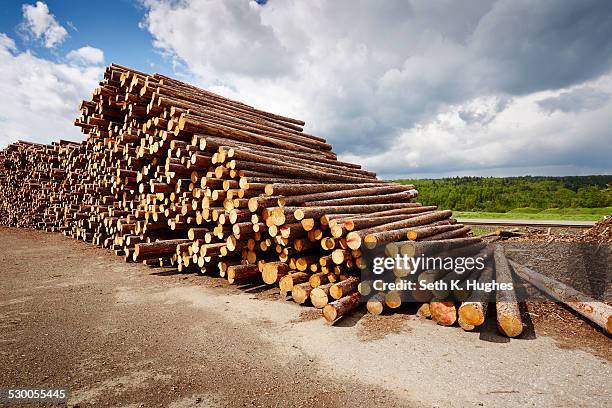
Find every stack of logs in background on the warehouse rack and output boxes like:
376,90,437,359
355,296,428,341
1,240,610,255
1,64,610,336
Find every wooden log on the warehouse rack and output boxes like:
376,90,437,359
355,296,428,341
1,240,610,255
407,224,464,241
366,292,386,315
430,300,457,326
341,212,435,231
292,282,314,304
134,239,190,261
301,190,417,207
358,280,372,296
228,263,260,284
262,261,291,284
458,265,495,329
416,303,431,318
272,182,405,200
385,291,403,309
279,271,310,294
294,202,424,221
509,260,612,335
310,283,333,308
309,272,330,288
323,293,361,322
494,245,523,338
347,210,453,250
330,276,360,300
400,237,482,257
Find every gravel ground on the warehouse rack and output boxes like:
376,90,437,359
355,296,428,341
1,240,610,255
0,227,610,407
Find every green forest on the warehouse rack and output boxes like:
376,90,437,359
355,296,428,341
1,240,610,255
395,176,612,214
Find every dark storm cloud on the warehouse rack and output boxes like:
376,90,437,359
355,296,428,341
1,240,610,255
470,0,612,95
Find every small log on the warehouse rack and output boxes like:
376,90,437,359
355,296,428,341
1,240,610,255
430,300,457,326
416,303,431,318
330,276,360,300
308,272,330,288
262,261,291,284
228,263,260,284
323,293,361,322
292,282,314,304
385,291,402,309
310,283,333,308
366,292,386,315
458,265,494,328
358,280,372,296
279,271,310,294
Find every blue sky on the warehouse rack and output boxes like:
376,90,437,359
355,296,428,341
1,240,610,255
0,1,611,178
0,0,170,73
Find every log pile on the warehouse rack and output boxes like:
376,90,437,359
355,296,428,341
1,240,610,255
2,63,608,339
0,140,81,230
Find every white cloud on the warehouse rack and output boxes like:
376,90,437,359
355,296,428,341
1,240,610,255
0,33,17,52
144,0,293,78
0,33,103,148
140,0,612,177
66,46,105,65
343,77,612,178
21,1,68,48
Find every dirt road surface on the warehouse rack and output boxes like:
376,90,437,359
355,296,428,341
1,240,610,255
0,228,610,407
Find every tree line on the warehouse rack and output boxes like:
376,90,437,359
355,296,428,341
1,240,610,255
395,176,612,212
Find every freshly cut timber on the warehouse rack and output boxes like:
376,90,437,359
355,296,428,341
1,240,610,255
458,265,495,329
10,62,587,339
509,260,612,335
310,283,333,308
330,276,360,300
494,245,523,338
430,300,457,326
323,293,361,322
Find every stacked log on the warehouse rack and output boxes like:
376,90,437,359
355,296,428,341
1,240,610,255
0,63,556,339
0,140,81,230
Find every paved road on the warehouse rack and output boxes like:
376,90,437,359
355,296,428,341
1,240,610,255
0,227,610,407
457,218,596,228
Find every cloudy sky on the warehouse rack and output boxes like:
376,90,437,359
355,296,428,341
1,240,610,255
0,0,611,178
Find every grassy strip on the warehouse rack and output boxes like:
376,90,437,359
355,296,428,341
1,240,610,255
453,212,610,221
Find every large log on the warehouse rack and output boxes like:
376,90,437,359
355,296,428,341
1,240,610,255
494,245,523,338
509,260,612,335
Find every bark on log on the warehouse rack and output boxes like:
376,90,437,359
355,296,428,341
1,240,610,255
494,245,523,338
323,292,361,322
509,260,612,335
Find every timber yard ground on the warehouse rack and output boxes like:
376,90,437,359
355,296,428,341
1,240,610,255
0,227,610,408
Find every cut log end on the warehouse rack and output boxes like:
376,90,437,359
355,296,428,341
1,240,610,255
430,300,457,326
345,232,361,250
497,314,523,338
384,291,402,309
366,294,385,315
322,293,361,322
416,303,431,318
322,304,338,321
310,287,330,309
458,316,475,331
358,281,372,296
458,303,486,326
